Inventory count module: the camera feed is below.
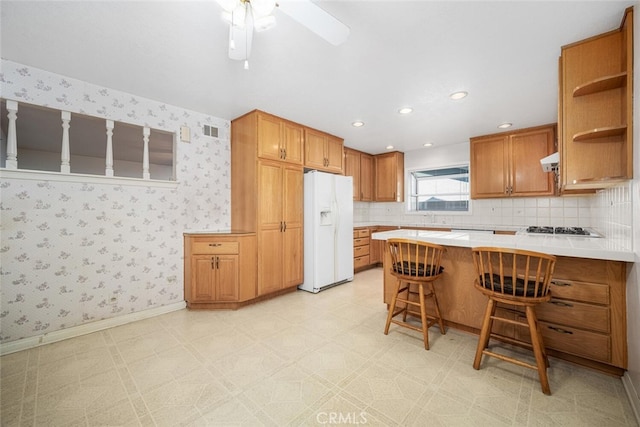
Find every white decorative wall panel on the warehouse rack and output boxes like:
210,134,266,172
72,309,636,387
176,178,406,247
0,60,231,344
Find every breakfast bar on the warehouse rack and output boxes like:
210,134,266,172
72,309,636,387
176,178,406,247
372,229,634,375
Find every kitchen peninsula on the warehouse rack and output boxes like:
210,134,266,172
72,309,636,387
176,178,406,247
372,228,633,375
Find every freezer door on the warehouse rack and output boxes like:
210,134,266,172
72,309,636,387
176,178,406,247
334,175,354,282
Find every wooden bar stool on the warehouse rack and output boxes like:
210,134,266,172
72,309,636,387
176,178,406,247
471,246,556,395
384,238,446,350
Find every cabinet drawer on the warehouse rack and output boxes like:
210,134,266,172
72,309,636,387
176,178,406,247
354,245,370,257
354,228,370,238
516,318,610,363
191,241,239,255
549,279,609,305
354,255,370,269
537,299,609,333
354,237,370,247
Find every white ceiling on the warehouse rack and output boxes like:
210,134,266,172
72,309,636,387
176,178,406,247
0,0,635,155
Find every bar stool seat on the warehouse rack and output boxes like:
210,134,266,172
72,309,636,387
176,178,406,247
384,238,446,350
471,246,556,395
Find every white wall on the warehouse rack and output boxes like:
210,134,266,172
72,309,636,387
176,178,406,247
0,60,230,345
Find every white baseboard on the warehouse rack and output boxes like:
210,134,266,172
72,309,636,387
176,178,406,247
622,372,640,425
0,301,186,356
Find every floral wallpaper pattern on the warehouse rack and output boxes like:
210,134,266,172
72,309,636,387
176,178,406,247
0,60,231,344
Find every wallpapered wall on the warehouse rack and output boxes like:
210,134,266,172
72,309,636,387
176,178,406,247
0,60,231,344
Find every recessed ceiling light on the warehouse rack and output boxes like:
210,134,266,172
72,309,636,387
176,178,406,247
398,107,413,114
449,91,468,100
498,122,513,129
386,145,394,150
423,143,433,147
352,120,364,127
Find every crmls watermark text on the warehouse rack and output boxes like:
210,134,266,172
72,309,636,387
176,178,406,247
316,411,368,425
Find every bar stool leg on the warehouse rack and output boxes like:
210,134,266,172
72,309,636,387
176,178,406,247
429,282,446,335
526,306,551,395
418,284,429,350
474,298,496,370
384,279,402,335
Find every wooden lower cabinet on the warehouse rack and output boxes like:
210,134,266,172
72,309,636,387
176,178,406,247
353,228,371,272
381,244,627,373
184,233,257,309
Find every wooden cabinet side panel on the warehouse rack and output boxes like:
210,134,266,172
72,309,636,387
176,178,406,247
608,261,627,368
238,235,257,302
231,114,257,230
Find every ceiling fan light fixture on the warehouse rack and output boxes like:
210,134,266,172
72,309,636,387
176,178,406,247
217,0,240,12
250,0,276,18
253,14,276,32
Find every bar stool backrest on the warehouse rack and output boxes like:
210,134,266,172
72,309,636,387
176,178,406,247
388,238,445,280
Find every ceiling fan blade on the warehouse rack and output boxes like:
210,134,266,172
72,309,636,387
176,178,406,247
277,0,349,46
228,11,253,61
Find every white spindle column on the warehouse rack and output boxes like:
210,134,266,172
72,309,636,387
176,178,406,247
105,120,114,177
60,111,71,173
5,100,18,169
142,126,150,180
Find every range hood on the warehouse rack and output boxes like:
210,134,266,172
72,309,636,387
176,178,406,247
540,152,559,172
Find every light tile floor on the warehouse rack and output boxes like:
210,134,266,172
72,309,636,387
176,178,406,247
1,268,637,426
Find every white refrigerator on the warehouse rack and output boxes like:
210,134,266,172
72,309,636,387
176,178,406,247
299,170,354,293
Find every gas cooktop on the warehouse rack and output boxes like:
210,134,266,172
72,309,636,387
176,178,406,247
524,226,602,237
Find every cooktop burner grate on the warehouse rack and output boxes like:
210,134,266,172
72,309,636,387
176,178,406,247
525,226,598,236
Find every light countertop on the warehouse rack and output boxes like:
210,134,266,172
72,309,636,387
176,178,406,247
371,229,634,262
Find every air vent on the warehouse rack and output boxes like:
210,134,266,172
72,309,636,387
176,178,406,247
203,124,218,138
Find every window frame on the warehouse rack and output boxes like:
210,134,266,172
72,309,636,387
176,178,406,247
405,163,472,215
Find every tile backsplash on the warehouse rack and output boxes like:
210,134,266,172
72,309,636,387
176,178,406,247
356,183,633,250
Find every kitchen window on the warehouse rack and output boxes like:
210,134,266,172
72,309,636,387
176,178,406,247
408,165,470,212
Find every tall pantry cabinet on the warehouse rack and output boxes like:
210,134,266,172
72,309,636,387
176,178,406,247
231,110,304,297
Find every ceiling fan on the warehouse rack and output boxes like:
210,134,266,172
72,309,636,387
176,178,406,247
216,0,350,68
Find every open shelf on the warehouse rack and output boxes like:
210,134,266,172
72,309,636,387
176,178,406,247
572,125,626,142
573,72,627,97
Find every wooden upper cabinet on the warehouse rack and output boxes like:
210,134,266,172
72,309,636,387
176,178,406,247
471,125,556,199
374,151,404,202
360,153,373,201
256,112,303,165
559,7,633,191
304,128,344,174
344,147,361,201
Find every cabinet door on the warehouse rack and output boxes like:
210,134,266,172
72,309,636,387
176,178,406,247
282,165,303,287
470,135,509,198
283,225,303,288
360,153,373,201
304,129,327,170
216,255,239,301
325,136,344,173
192,256,215,302
258,161,284,230
258,229,283,295
510,128,556,197
375,152,404,202
344,148,361,200
257,113,283,162
282,121,304,165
